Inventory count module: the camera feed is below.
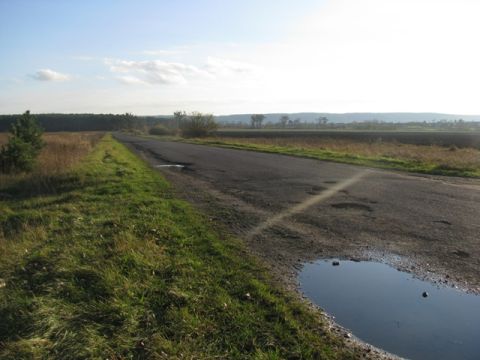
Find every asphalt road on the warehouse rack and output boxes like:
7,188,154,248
116,133,480,290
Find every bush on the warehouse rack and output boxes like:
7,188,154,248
0,138,37,173
149,124,173,136
179,112,218,138
10,111,44,153
0,111,44,173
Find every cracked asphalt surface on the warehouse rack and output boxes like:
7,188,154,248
116,133,480,293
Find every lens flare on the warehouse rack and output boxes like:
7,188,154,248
248,170,370,238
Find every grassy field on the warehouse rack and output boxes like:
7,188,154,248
0,132,103,191
182,136,480,178
0,134,355,359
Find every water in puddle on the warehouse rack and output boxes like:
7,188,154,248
299,259,480,360
155,164,185,169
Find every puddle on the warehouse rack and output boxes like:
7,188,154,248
299,259,480,360
155,164,185,169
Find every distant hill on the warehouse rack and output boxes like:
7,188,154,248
215,113,480,124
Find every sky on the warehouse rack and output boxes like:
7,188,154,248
1,0,480,115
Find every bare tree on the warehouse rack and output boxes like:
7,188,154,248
173,111,187,130
317,116,328,127
279,115,289,128
250,114,265,129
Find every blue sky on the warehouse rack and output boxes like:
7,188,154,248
0,0,319,59
1,0,480,115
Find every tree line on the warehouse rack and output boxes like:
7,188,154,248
223,115,480,131
0,111,219,137
3,112,479,134
0,113,168,132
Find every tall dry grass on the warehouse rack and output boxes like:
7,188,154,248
0,132,103,191
215,136,480,171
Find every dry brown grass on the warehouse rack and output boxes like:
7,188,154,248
0,132,103,190
215,136,480,171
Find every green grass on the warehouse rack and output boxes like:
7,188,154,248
180,138,480,178
0,135,355,359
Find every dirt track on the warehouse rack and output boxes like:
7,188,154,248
116,134,480,294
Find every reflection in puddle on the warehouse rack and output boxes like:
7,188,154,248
299,259,480,360
155,164,185,169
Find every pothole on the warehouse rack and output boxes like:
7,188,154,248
299,259,480,360
433,220,452,226
452,249,470,258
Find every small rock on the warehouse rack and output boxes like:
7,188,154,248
422,291,429,298
332,261,340,266
344,333,352,338
245,292,251,300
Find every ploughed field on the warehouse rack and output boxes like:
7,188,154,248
216,129,480,148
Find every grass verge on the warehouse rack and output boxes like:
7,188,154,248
179,137,480,178
0,134,354,359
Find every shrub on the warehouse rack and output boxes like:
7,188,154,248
0,111,44,173
149,124,173,136
179,112,218,138
0,137,37,173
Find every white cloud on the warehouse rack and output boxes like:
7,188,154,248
105,57,256,86
105,59,212,85
31,69,71,82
